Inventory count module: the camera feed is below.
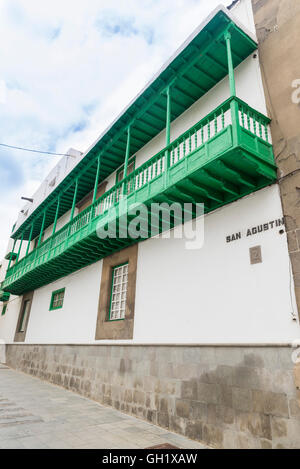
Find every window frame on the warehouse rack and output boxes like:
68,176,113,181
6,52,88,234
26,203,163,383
108,262,129,322
14,291,34,342
18,299,31,332
115,156,136,185
49,288,65,311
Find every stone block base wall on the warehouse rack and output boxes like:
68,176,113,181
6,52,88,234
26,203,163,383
5,344,300,449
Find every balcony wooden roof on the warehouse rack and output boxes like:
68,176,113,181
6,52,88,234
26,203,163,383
12,5,257,241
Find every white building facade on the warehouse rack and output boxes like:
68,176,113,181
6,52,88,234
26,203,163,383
1,1,300,449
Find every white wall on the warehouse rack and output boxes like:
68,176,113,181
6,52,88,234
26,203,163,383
24,260,102,343
230,0,257,37
0,296,22,343
6,185,299,345
134,185,300,344
0,237,27,343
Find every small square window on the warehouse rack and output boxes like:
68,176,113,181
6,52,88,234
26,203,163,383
109,264,128,321
50,288,65,310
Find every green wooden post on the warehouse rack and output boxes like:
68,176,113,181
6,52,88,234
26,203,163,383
225,31,236,97
52,197,60,235
92,156,101,205
225,30,239,145
124,126,131,179
16,233,24,263
70,179,78,221
122,126,131,196
25,223,34,256
7,239,17,270
38,211,46,248
166,86,171,146
165,86,171,169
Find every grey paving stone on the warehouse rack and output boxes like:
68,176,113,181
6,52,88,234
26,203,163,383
0,367,208,449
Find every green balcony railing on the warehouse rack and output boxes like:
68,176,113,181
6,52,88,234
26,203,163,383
2,97,277,295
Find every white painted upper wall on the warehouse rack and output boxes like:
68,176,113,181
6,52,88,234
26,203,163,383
134,185,300,344
0,295,22,343
24,261,102,343
230,0,257,37
4,185,299,345
12,148,83,239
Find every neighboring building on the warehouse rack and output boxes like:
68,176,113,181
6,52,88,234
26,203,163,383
1,0,300,448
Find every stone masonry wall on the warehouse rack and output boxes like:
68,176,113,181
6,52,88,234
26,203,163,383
5,344,300,449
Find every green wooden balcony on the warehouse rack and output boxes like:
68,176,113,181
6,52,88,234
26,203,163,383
2,97,276,295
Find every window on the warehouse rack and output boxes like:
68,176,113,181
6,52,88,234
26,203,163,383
18,300,31,332
50,288,65,310
116,157,135,184
1,304,7,316
109,263,129,321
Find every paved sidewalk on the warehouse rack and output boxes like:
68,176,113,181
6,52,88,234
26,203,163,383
0,365,207,449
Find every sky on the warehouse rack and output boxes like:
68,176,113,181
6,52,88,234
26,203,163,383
0,0,231,258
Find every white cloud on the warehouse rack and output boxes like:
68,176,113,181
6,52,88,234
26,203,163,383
0,0,230,258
